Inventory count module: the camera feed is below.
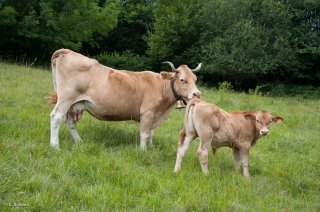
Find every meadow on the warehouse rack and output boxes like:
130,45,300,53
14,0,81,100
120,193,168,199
0,62,319,210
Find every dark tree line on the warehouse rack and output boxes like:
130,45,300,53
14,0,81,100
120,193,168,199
0,0,319,86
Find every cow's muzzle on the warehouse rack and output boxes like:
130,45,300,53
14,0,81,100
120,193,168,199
192,91,201,99
260,130,269,136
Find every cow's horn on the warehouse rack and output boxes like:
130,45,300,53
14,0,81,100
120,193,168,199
163,61,179,72
192,63,202,73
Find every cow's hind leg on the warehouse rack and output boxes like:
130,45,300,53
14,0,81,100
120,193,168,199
50,102,72,149
66,102,86,143
66,114,82,143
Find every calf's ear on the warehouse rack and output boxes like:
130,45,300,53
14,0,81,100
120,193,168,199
244,113,256,120
160,71,176,80
272,116,283,123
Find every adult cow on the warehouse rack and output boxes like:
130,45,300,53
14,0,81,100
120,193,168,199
49,49,201,149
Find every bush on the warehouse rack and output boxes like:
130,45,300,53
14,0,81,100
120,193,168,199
96,51,150,71
248,84,270,96
218,81,233,92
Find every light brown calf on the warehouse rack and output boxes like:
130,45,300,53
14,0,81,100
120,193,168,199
49,49,202,149
174,98,283,178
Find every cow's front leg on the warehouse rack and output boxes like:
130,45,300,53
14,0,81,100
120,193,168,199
240,148,250,178
149,129,154,147
139,112,154,150
233,148,241,173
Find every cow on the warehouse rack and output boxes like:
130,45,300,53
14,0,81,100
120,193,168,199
49,49,201,150
174,98,283,178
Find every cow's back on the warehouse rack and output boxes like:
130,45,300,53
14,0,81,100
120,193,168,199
192,102,254,148
54,49,99,74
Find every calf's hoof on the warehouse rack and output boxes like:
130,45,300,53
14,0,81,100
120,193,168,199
50,144,60,150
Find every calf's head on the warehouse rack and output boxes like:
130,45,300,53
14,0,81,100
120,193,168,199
244,111,283,137
161,61,201,100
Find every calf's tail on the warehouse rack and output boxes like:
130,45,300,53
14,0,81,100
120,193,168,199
178,98,201,145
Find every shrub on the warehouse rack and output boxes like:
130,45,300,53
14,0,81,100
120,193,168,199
248,84,270,96
218,81,233,92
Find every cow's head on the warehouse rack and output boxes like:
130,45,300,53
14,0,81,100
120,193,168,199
244,111,283,137
161,61,201,100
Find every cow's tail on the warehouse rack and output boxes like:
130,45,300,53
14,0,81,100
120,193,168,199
48,90,58,104
48,49,71,105
178,98,201,145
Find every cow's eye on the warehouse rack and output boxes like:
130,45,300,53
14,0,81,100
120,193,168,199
180,78,188,83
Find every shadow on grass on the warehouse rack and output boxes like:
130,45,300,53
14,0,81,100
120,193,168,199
82,121,140,148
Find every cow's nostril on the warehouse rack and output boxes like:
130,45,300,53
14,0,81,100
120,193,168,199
193,92,201,97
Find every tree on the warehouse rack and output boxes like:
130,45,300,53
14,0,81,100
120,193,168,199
0,0,120,61
147,0,203,69
87,0,155,55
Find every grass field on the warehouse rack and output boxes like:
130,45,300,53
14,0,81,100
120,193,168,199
0,62,319,210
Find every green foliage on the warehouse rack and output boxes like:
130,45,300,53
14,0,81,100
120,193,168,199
0,63,319,210
248,84,269,97
201,20,269,78
0,0,120,60
96,51,150,71
199,0,298,82
89,0,155,55
0,0,319,86
0,5,16,26
268,84,320,99
146,0,320,85
147,0,202,68
218,81,233,93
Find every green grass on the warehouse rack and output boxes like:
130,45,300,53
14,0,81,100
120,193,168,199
0,62,319,210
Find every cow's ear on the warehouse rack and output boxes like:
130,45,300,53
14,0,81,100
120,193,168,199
160,71,176,80
272,116,283,123
244,113,256,120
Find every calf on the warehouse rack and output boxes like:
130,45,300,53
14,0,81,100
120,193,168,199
174,98,283,178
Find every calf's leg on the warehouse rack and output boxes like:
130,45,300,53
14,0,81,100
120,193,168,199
197,141,211,174
233,148,241,173
149,129,154,147
240,148,250,178
174,135,194,173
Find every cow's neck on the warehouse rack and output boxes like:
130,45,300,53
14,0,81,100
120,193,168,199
163,79,180,107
